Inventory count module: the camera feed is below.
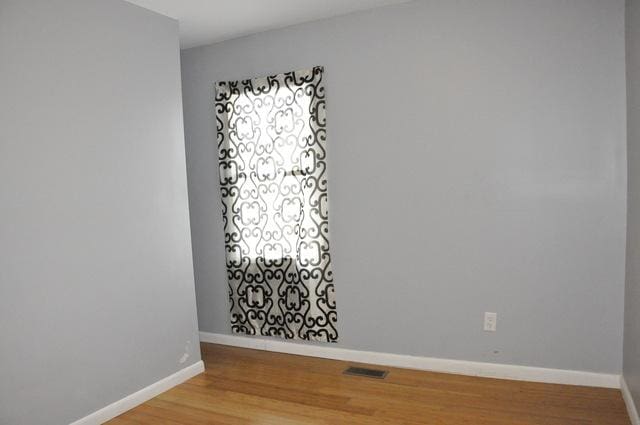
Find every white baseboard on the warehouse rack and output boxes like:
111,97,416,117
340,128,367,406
199,331,620,389
622,376,640,425
69,360,204,425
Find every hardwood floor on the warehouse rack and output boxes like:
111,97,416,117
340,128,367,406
108,343,631,424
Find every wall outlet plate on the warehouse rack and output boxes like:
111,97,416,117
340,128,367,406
484,312,497,332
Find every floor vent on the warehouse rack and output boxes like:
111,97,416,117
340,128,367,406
343,366,388,379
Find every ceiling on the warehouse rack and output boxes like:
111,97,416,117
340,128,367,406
125,0,412,49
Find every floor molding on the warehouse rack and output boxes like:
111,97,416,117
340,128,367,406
69,360,204,425
200,331,620,389
622,376,640,425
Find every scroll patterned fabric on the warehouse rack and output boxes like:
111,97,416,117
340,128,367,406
214,66,337,342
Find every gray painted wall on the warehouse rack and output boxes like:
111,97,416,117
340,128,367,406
181,0,627,373
0,1,200,424
626,0,640,412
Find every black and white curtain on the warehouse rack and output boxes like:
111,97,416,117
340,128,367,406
214,66,337,342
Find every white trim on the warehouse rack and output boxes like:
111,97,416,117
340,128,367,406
622,376,640,425
200,331,620,388
69,360,204,425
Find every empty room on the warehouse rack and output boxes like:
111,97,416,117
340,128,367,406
3,0,640,424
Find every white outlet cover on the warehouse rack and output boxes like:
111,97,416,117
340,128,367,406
484,312,497,332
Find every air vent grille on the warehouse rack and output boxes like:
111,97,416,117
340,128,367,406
343,366,388,379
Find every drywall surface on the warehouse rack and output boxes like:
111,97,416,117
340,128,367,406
181,0,626,373
0,1,200,424
625,0,640,412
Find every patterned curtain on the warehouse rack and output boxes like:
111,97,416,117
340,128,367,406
214,66,337,342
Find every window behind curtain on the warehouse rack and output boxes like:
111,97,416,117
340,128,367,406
214,66,337,342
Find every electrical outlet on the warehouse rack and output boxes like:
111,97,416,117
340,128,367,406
484,312,497,332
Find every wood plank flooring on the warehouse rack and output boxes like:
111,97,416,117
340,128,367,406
108,343,631,424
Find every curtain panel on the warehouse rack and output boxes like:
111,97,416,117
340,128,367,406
214,66,337,342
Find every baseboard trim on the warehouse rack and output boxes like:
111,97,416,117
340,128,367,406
199,331,620,389
69,360,204,425
622,376,640,425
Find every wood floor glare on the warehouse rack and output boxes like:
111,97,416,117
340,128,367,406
107,343,631,424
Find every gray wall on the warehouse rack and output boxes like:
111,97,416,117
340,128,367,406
181,0,627,373
626,0,640,411
0,1,200,424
